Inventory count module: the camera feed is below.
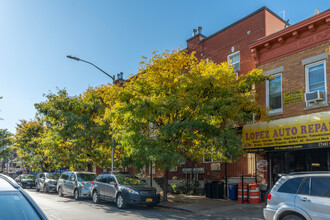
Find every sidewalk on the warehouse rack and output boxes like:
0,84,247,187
159,194,265,219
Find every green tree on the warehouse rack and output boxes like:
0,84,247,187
35,88,114,170
14,119,60,172
108,50,269,200
0,129,12,171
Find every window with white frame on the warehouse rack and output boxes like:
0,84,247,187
305,60,326,93
170,166,177,172
266,73,282,114
228,51,240,72
203,152,222,163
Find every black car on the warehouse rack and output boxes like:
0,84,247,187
15,174,36,189
35,173,60,193
91,173,160,209
0,174,48,219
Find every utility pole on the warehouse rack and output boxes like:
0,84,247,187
67,55,124,173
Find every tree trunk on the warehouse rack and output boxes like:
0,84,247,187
163,169,169,201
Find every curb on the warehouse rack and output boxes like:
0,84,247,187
157,204,195,213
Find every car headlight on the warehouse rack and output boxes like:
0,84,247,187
126,188,139,195
79,183,90,190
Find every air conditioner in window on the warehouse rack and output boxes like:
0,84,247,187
211,163,221,171
305,90,325,103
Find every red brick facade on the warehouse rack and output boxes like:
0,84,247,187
247,9,330,187
164,7,287,181
187,7,286,75
251,9,330,121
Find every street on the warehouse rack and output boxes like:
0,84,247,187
26,189,264,220
26,189,201,220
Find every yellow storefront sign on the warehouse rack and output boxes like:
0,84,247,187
283,89,303,106
243,111,330,152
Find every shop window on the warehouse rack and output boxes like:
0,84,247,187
228,51,240,72
266,73,282,115
278,177,304,194
305,60,327,107
311,177,330,198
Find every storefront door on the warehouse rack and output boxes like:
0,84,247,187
269,148,330,186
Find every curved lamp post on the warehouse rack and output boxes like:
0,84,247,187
67,55,116,173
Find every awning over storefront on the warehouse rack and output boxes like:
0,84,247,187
243,111,330,152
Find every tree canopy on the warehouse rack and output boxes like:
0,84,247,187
14,49,269,200
106,50,268,199
0,129,13,170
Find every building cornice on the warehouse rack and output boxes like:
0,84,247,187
249,9,330,66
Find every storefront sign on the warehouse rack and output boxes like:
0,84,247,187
243,111,330,152
182,168,204,174
283,89,303,106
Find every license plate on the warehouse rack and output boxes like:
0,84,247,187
146,198,152,202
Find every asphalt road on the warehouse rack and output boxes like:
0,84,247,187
25,189,201,220
26,189,264,220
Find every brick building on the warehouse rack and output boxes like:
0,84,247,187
244,9,330,188
163,7,288,186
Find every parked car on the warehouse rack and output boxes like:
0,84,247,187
91,172,160,209
15,174,36,189
57,171,96,200
35,173,60,193
264,171,330,220
0,174,48,219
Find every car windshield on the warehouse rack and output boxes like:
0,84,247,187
76,173,95,181
46,173,60,180
21,175,36,180
116,175,143,185
0,192,40,220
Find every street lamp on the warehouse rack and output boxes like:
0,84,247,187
67,55,118,173
66,55,116,84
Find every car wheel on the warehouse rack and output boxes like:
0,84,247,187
147,203,156,208
58,187,64,197
116,194,126,209
92,190,100,204
43,185,48,193
74,189,80,200
282,214,305,220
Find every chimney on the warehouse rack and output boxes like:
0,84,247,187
120,72,123,79
197,26,202,35
314,8,320,15
192,29,197,37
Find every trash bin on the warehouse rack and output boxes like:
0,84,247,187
228,183,238,200
205,182,212,198
211,181,219,198
213,181,224,199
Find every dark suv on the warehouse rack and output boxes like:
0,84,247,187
91,172,160,209
15,174,36,189
0,174,48,219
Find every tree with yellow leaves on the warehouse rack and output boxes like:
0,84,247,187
108,49,269,200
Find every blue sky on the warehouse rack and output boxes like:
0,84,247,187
0,0,329,133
